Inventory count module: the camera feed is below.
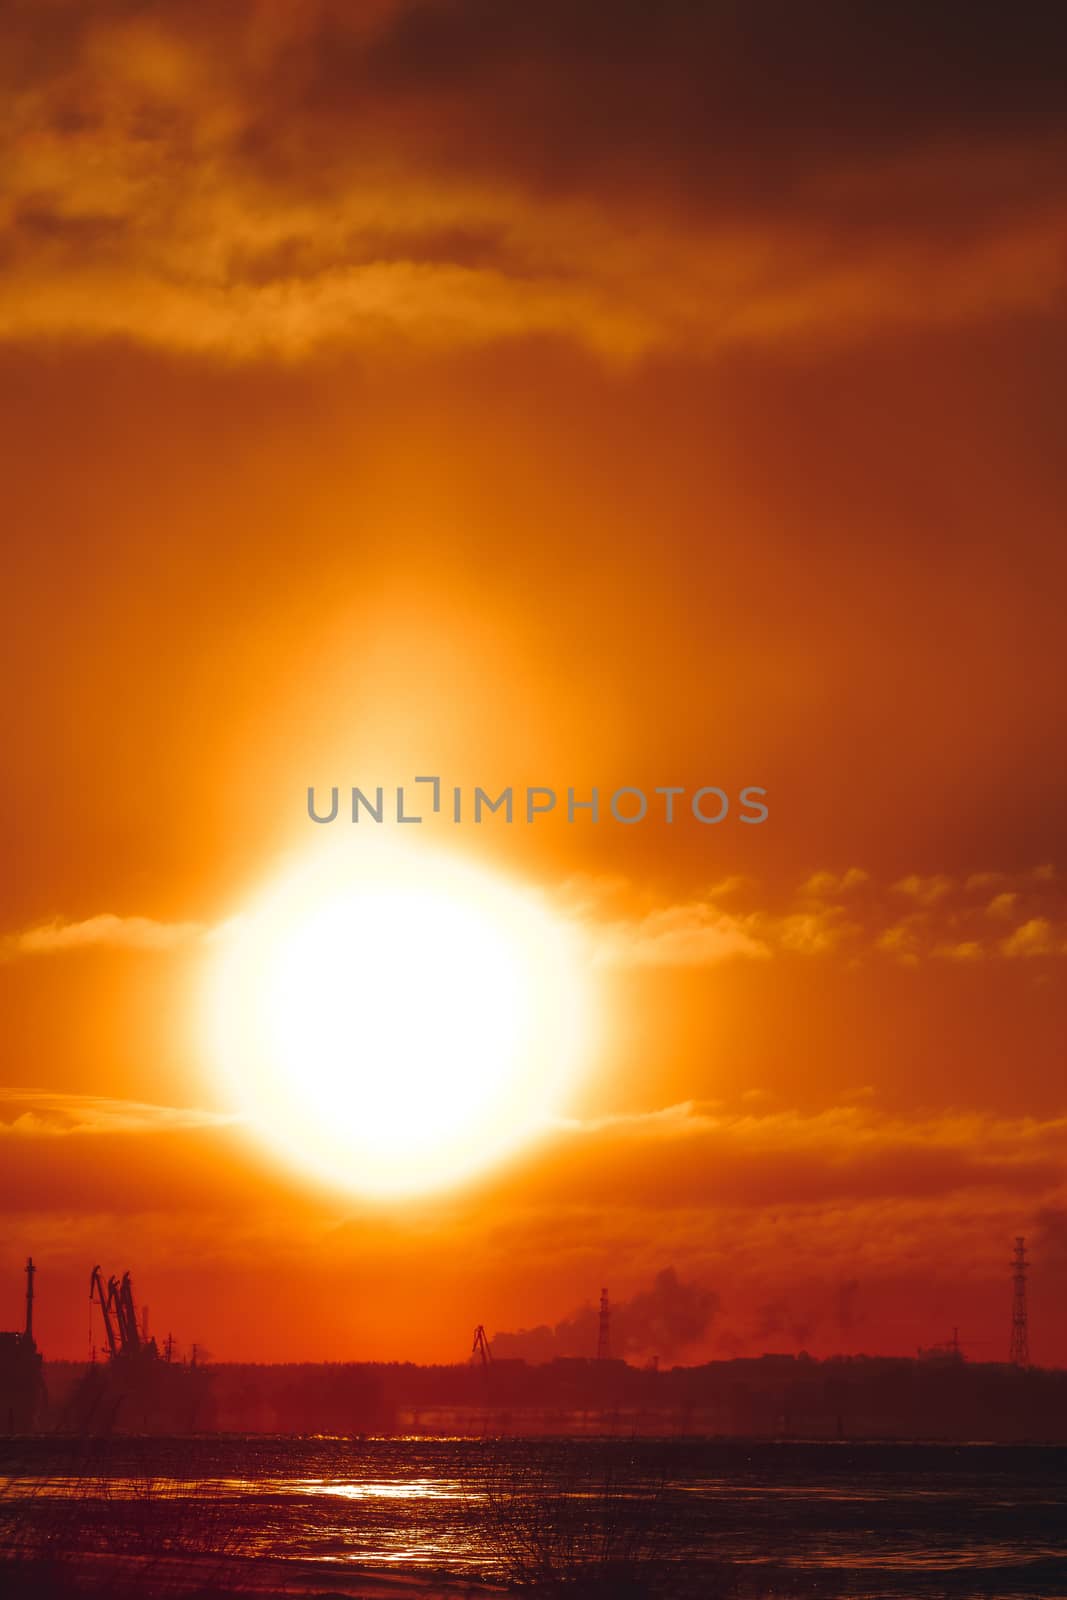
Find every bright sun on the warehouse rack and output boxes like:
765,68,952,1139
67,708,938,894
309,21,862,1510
201,839,595,1198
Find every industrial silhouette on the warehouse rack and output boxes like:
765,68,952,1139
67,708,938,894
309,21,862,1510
0,1257,45,1431
5,1244,1065,1439
90,1265,161,1363
471,1324,493,1368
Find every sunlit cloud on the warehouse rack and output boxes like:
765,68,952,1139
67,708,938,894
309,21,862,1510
592,904,770,967
10,864,1064,972
533,1099,1067,1211
0,1087,240,1137
2,913,206,959
589,865,1067,967
1001,916,1062,957
892,873,955,905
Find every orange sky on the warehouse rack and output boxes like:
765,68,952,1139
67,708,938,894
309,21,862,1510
3,0,1067,1368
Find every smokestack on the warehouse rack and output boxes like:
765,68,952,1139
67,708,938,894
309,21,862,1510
597,1287,610,1362
24,1256,35,1344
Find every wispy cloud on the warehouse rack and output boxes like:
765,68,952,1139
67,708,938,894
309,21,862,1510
592,905,770,968
6,863,1064,976
2,914,206,961
892,873,955,905
527,1098,1067,1212
0,1087,239,1138
585,865,1067,968
1001,917,1061,958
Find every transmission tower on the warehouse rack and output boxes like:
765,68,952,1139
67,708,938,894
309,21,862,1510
596,1287,610,1362
1009,1235,1029,1366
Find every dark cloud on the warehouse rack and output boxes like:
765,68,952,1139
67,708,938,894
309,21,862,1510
341,1,1067,146
2,0,1064,355
233,1,1067,286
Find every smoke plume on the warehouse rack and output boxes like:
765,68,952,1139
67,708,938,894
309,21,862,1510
491,1267,718,1364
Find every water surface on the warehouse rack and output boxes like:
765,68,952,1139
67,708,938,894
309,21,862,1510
2,1436,1065,1597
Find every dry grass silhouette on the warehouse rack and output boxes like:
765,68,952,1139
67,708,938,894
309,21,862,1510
471,1439,728,1598
0,1440,252,1597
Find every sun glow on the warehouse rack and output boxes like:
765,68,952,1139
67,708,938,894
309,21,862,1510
201,839,594,1198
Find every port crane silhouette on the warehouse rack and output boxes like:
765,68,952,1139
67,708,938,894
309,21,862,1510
90,1266,158,1361
471,1325,493,1369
